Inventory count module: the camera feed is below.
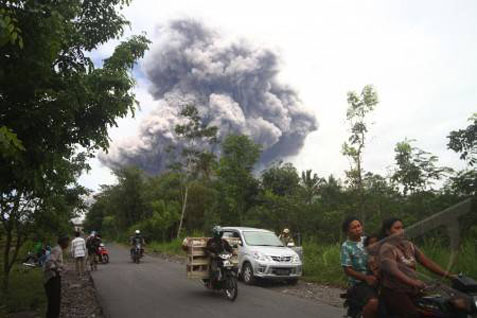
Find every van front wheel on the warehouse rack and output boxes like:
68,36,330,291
242,263,255,285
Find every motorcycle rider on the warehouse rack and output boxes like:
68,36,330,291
206,226,233,283
278,228,295,246
130,230,145,258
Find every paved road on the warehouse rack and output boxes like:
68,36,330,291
91,244,344,318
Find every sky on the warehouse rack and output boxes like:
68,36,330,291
78,0,477,192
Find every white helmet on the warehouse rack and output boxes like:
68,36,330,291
135,230,140,234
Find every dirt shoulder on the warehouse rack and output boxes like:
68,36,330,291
59,260,104,318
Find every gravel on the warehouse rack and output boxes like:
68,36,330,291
60,261,104,318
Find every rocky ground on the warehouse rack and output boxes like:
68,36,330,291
151,251,345,308
59,260,103,318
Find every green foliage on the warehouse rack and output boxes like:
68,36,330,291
83,88,477,289
216,135,261,225
0,0,149,288
448,113,477,166
173,104,218,237
393,139,453,194
0,125,24,159
302,241,346,286
342,85,379,220
261,162,300,196
0,242,46,315
0,5,23,48
147,238,185,256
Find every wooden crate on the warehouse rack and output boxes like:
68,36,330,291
182,237,241,279
183,237,210,280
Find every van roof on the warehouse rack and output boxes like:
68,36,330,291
221,226,272,233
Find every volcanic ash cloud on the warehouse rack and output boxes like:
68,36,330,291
100,19,318,174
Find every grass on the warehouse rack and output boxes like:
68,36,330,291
0,266,46,317
144,237,477,288
0,241,46,317
147,238,184,256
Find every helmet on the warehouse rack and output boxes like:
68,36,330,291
283,228,290,234
212,226,222,238
135,230,140,235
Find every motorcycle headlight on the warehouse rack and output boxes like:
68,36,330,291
252,251,270,262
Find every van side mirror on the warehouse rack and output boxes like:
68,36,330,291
287,242,295,247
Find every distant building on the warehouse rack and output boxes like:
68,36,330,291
71,218,84,233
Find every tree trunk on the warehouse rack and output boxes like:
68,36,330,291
2,225,12,290
177,185,189,239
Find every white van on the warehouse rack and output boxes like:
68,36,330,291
221,227,303,285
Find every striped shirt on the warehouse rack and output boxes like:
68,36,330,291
70,237,87,258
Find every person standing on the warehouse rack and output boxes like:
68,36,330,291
278,228,295,246
44,235,69,318
70,231,86,277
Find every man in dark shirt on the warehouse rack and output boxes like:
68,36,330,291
206,226,232,282
130,230,145,257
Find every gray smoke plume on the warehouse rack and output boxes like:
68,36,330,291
100,20,318,174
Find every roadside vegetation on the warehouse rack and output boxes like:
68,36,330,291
0,241,46,317
0,0,150,315
1,1,476,316
84,87,477,286
144,237,477,287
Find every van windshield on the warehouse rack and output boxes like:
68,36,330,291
243,231,284,247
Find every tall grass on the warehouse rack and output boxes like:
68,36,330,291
143,237,477,288
0,266,46,316
0,241,46,316
419,239,477,279
148,238,184,256
302,241,346,286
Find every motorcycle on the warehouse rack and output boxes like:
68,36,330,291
414,275,477,318
22,251,41,268
131,243,142,264
342,274,477,318
204,252,238,301
97,243,109,264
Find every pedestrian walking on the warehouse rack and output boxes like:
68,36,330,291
70,231,87,277
44,235,69,318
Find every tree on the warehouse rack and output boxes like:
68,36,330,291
0,0,150,287
300,169,325,205
392,139,452,194
448,113,477,166
261,162,300,197
341,85,378,220
217,135,261,225
173,104,218,237
447,113,477,196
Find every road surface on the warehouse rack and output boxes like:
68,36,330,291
91,244,344,318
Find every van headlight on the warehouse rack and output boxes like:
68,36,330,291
292,254,300,263
252,251,271,262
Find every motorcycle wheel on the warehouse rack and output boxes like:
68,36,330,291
102,254,109,264
224,275,238,301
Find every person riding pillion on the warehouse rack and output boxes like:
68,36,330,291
206,226,233,282
278,228,295,246
130,230,145,257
